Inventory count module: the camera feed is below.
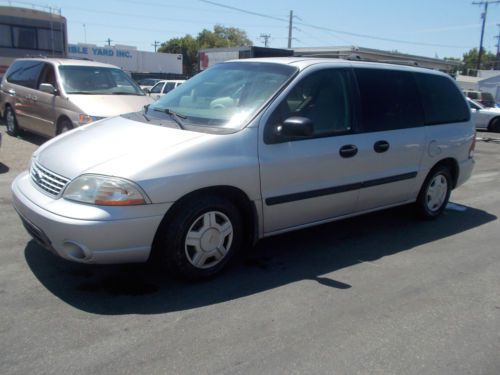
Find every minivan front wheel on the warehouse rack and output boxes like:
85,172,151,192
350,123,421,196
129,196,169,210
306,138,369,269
157,195,243,280
416,167,452,219
5,106,19,136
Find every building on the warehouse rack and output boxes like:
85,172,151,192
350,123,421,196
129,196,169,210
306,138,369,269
456,70,500,103
198,46,293,70
68,43,183,75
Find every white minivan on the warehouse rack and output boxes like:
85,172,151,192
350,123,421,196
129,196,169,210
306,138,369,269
11,58,475,280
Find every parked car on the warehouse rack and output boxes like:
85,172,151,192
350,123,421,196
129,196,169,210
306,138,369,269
148,79,185,100
463,89,496,108
11,58,475,280
467,97,500,132
137,78,162,92
0,58,154,138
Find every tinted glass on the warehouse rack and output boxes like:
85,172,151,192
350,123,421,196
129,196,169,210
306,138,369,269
355,68,424,132
37,29,64,52
150,82,163,93
270,69,353,138
7,60,44,89
415,73,470,125
0,25,12,47
13,27,37,49
163,82,176,93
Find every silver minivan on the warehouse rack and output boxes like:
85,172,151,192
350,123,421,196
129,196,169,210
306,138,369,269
11,58,475,280
1,58,153,137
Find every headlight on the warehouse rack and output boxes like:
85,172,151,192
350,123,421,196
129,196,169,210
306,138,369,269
63,175,150,206
79,114,105,125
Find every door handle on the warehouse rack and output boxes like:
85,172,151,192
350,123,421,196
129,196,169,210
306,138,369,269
374,140,390,153
339,144,358,158
7,89,16,96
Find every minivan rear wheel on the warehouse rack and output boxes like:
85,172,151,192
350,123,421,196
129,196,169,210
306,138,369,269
156,195,243,280
416,166,452,220
5,106,19,136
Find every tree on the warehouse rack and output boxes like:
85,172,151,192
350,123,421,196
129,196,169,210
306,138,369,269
158,35,198,76
158,25,252,75
462,48,496,71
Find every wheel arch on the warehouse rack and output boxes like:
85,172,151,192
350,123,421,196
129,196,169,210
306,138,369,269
56,115,73,135
150,185,259,260
428,157,459,189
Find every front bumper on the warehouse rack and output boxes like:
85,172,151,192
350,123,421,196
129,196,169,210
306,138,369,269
12,171,171,264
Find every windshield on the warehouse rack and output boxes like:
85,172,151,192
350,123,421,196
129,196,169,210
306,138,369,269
58,66,144,95
150,62,297,131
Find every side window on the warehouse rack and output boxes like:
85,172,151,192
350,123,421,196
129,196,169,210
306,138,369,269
0,25,12,47
354,68,424,132
150,82,163,93
163,82,176,93
38,64,57,90
415,73,470,125
266,69,353,141
12,26,37,49
6,60,44,89
468,100,480,110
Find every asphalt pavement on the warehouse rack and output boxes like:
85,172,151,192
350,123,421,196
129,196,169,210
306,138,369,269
0,124,499,375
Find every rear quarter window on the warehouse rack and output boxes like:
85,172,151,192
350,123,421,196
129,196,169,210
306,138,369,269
416,73,470,125
354,68,424,132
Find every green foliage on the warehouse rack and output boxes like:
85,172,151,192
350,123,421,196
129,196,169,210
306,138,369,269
462,48,497,71
158,25,252,75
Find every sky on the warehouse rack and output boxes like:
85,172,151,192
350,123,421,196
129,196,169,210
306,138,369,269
3,0,500,59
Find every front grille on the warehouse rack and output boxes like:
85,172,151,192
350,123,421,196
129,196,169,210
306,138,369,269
30,161,70,197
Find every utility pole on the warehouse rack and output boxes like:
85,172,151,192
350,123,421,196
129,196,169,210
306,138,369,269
473,1,500,70
260,33,271,47
288,10,293,48
106,37,112,46
152,40,160,52
494,24,500,69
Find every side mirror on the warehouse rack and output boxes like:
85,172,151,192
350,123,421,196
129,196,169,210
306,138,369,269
143,88,150,94
39,83,57,95
276,116,314,138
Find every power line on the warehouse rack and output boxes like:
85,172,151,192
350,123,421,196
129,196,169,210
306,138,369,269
259,33,271,47
472,1,500,69
152,40,160,52
200,0,473,49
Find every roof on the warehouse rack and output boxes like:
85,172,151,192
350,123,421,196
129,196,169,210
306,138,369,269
224,57,449,76
13,57,119,69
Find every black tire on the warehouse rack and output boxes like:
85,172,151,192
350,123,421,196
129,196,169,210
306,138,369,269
415,166,452,220
57,118,73,135
155,195,243,280
4,106,19,136
488,117,500,133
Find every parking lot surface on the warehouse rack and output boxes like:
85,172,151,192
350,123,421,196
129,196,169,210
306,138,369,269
0,124,499,375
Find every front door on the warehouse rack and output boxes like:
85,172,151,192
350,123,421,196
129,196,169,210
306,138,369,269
258,67,362,234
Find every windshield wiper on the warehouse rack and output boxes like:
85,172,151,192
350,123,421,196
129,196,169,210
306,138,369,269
112,92,139,95
153,108,187,130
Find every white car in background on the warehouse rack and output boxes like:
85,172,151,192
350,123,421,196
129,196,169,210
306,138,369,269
467,97,500,132
148,79,185,100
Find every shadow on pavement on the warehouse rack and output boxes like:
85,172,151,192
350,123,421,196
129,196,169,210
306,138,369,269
16,132,46,146
24,204,496,315
0,163,9,174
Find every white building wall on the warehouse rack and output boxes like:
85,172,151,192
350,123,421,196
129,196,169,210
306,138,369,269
68,43,182,74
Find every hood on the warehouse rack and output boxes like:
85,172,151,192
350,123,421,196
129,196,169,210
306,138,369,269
68,94,154,117
35,116,206,179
